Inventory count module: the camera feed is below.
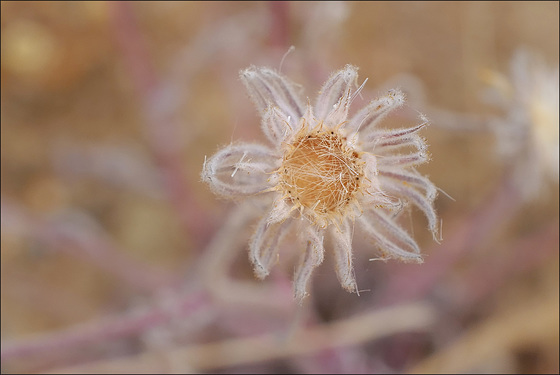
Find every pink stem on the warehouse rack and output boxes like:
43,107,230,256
1,290,209,364
1,200,174,292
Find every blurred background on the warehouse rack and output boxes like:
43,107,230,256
1,1,558,373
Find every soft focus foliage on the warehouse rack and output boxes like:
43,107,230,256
1,2,558,374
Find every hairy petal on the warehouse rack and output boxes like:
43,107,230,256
376,134,428,155
326,88,352,128
346,89,405,135
359,209,423,263
362,122,428,152
379,168,438,201
240,66,304,127
201,143,278,198
379,174,438,237
361,152,379,183
262,105,296,145
376,149,429,168
294,226,325,302
267,197,295,225
356,153,401,209
329,220,358,293
315,65,359,122
249,216,291,280
298,102,317,132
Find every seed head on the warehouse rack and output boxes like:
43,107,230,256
276,121,366,227
202,65,439,302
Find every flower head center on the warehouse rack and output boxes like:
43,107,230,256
279,124,364,222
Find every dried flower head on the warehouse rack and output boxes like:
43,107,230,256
483,48,559,200
202,65,439,301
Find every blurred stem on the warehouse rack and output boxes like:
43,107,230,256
408,286,559,373
110,1,214,251
195,202,294,312
378,174,524,306
1,200,173,292
46,302,436,373
0,289,210,366
0,204,290,371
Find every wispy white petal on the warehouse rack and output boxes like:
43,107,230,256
249,216,291,280
360,153,394,205
315,65,359,121
375,134,427,155
346,89,405,135
361,152,379,182
358,210,423,263
361,187,403,211
294,226,325,302
379,169,438,203
325,90,352,128
361,122,428,152
299,102,316,131
379,174,438,236
329,220,357,293
240,66,304,127
376,149,429,168
201,143,277,198
267,197,295,225
261,105,296,145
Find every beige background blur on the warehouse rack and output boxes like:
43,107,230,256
1,2,558,373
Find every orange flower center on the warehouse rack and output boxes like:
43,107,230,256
279,125,364,222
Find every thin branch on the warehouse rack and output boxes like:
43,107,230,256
1,290,209,364
408,290,559,373
0,199,174,292
46,302,436,373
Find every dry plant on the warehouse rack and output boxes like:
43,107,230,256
1,2,558,374
202,65,438,301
